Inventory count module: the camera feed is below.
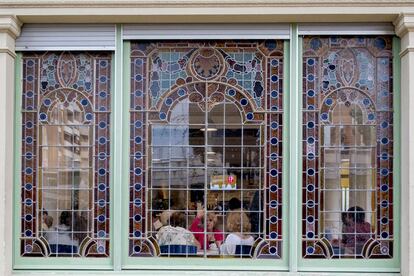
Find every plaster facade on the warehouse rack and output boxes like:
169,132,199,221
0,1,413,275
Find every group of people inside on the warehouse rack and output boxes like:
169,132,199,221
156,208,254,255
155,197,255,255
41,210,89,254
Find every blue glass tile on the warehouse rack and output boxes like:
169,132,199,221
306,184,315,192
270,216,278,224
307,90,315,97
98,183,107,191
307,168,315,176
270,200,278,208
98,215,106,223
134,214,142,222
98,168,106,176
270,169,278,177
246,112,254,120
306,246,315,255
270,231,278,239
98,121,107,129
306,216,315,224
134,183,142,191
381,184,389,192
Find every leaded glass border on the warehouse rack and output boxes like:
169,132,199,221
301,36,394,259
129,40,284,259
20,52,112,257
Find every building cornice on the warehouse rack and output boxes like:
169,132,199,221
0,0,414,8
394,13,414,37
0,15,22,39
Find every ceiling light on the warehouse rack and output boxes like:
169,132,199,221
200,127,217,132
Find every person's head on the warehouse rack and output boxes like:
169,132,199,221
206,212,218,231
348,206,366,223
226,211,251,233
342,206,365,224
169,212,186,228
228,197,242,210
59,211,72,227
44,215,53,228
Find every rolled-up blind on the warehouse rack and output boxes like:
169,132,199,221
16,24,116,51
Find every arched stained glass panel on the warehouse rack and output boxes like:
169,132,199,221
301,36,394,259
21,52,111,257
129,40,284,258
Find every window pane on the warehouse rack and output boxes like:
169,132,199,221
21,52,111,257
302,36,393,259
130,40,284,258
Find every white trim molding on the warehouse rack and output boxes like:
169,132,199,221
298,22,395,35
394,14,414,57
393,12,414,276
0,15,22,58
0,15,22,39
123,24,290,39
394,13,414,37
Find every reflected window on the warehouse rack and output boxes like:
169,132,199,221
21,52,111,257
302,36,394,259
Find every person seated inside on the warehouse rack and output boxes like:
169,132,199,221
228,197,242,211
157,212,200,253
45,211,79,254
220,211,254,255
332,206,372,255
190,209,223,251
41,210,53,231
341,206,372,254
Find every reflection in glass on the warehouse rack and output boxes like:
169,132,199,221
148,100,266,257
131,40,284,258
320,99,376,257
39,100,93,256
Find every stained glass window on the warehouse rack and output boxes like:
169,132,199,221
21,52,111,257
301,36,394,259
129,40,284,258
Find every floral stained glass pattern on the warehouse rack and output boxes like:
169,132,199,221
302,36,394,259
130,40,284,258
21,52,111,257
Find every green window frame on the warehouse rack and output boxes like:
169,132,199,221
12,24,401,274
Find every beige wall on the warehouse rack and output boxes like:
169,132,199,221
0,1,413,275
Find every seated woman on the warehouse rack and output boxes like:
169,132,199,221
190,209,223,250
220,211,254,255
157,212,200,253
45,211,79,254
341,206,372,254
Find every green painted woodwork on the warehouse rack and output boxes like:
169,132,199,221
297,36,401,272
11,26,401,274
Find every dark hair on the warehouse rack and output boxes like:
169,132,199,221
169,212,186,228
59,211,72,227
342,206,366,224
228,197,242,210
